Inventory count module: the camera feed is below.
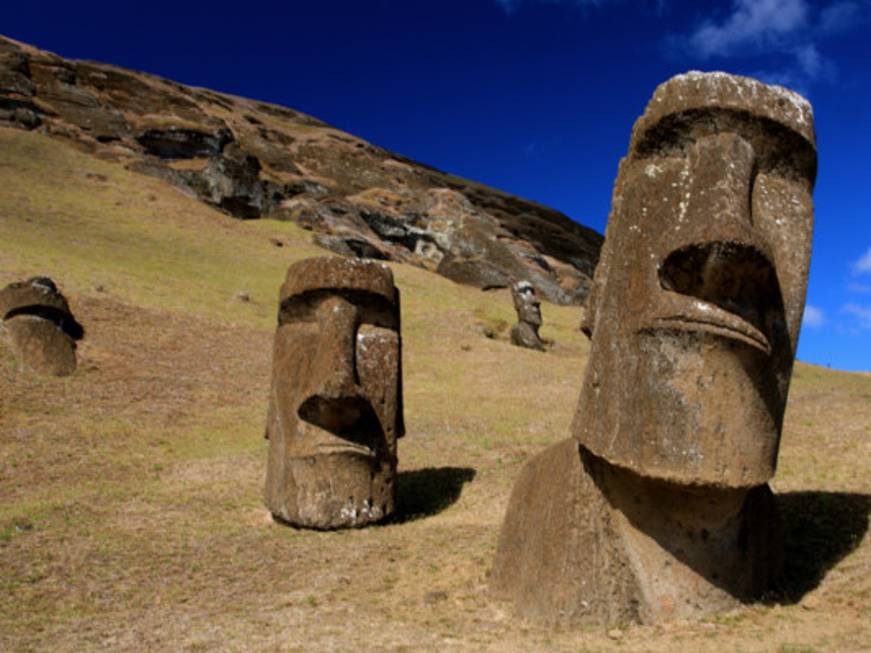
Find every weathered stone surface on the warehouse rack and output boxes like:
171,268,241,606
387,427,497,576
135,126,232,159
265,256,404,529
0,277,84,376
201,144,276,219
0,34,603,305
509,280,545,351
576,71,815,487
492,72,815,626
312,233,391,261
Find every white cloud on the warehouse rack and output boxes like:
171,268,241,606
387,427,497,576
820,1,862,33
673,0,867,94
843,303,871,330
687,0,808,58
803,304,825,328
853,246,871,275
795,43,822,78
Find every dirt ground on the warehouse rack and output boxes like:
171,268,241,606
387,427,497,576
1,127,869,652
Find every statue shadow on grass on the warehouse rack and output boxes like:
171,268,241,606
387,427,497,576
776,490,870,602
389,466,476,524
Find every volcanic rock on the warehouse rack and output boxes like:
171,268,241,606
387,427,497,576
0,34,602,305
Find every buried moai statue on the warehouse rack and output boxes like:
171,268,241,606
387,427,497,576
0,277,84,376
265,256,404,529
490,72,816,625
509,281,545,351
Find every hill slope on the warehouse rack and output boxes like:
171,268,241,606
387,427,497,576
0,34,602,305
1,126,870,652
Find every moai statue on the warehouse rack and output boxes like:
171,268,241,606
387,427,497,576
265,257,404,529
509,281,545,351
491,72,816,626
0,277,84,376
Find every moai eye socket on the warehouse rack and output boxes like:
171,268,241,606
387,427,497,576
278,292,322,325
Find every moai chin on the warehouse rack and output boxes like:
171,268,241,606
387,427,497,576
491,72,816,626
265,256,404,529
0,277,84,376
509,281,545,351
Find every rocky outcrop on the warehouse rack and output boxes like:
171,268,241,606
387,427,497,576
0,35,603,304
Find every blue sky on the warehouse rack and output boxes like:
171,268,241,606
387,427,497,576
4,0,871,370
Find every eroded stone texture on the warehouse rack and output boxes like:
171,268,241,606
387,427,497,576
265,256,404,529
509,281,545,351
492,72,815,625
0,277,84,376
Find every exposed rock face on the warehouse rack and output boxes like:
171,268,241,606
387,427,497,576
265,257,404,529
509,281,545,351
0,276,84,376
491,72,816,626
0,35,602,305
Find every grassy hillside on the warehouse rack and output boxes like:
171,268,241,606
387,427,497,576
1,126,869,652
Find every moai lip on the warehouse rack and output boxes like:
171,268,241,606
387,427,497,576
491,72,815,626
509,280,545,351
264,256,404,529
0,277,84,376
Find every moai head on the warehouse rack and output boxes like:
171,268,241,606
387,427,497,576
574,72,816,487
512,281,542,327
0,277,84,376
265,257,404,529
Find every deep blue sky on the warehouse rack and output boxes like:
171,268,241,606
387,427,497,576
5,0,871,370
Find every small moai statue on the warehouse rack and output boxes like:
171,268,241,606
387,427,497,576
491,72,817,626
265,256,404,529
0,277,84,376
509,281,545,351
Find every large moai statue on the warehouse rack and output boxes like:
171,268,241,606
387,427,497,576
0,277,84,376
265,257,404,529
491,72,816,626
509,281,545,351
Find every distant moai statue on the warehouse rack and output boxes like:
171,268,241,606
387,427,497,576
491,72,817,625
0,277,84,376
509,281,545,351
265,257,404,529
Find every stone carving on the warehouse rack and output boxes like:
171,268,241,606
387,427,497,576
509,281,545,351
265,256,404,529
0,277,84,376
491,72,816,626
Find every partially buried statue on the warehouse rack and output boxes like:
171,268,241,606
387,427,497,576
0,277,84,376
265,256,404,529
509,281,545,351
491,72,816,625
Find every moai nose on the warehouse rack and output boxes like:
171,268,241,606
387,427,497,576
655,133,781,347
297,295,367,431
683,132,758,237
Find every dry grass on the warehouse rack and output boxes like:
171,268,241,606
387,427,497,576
0,127,869,652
